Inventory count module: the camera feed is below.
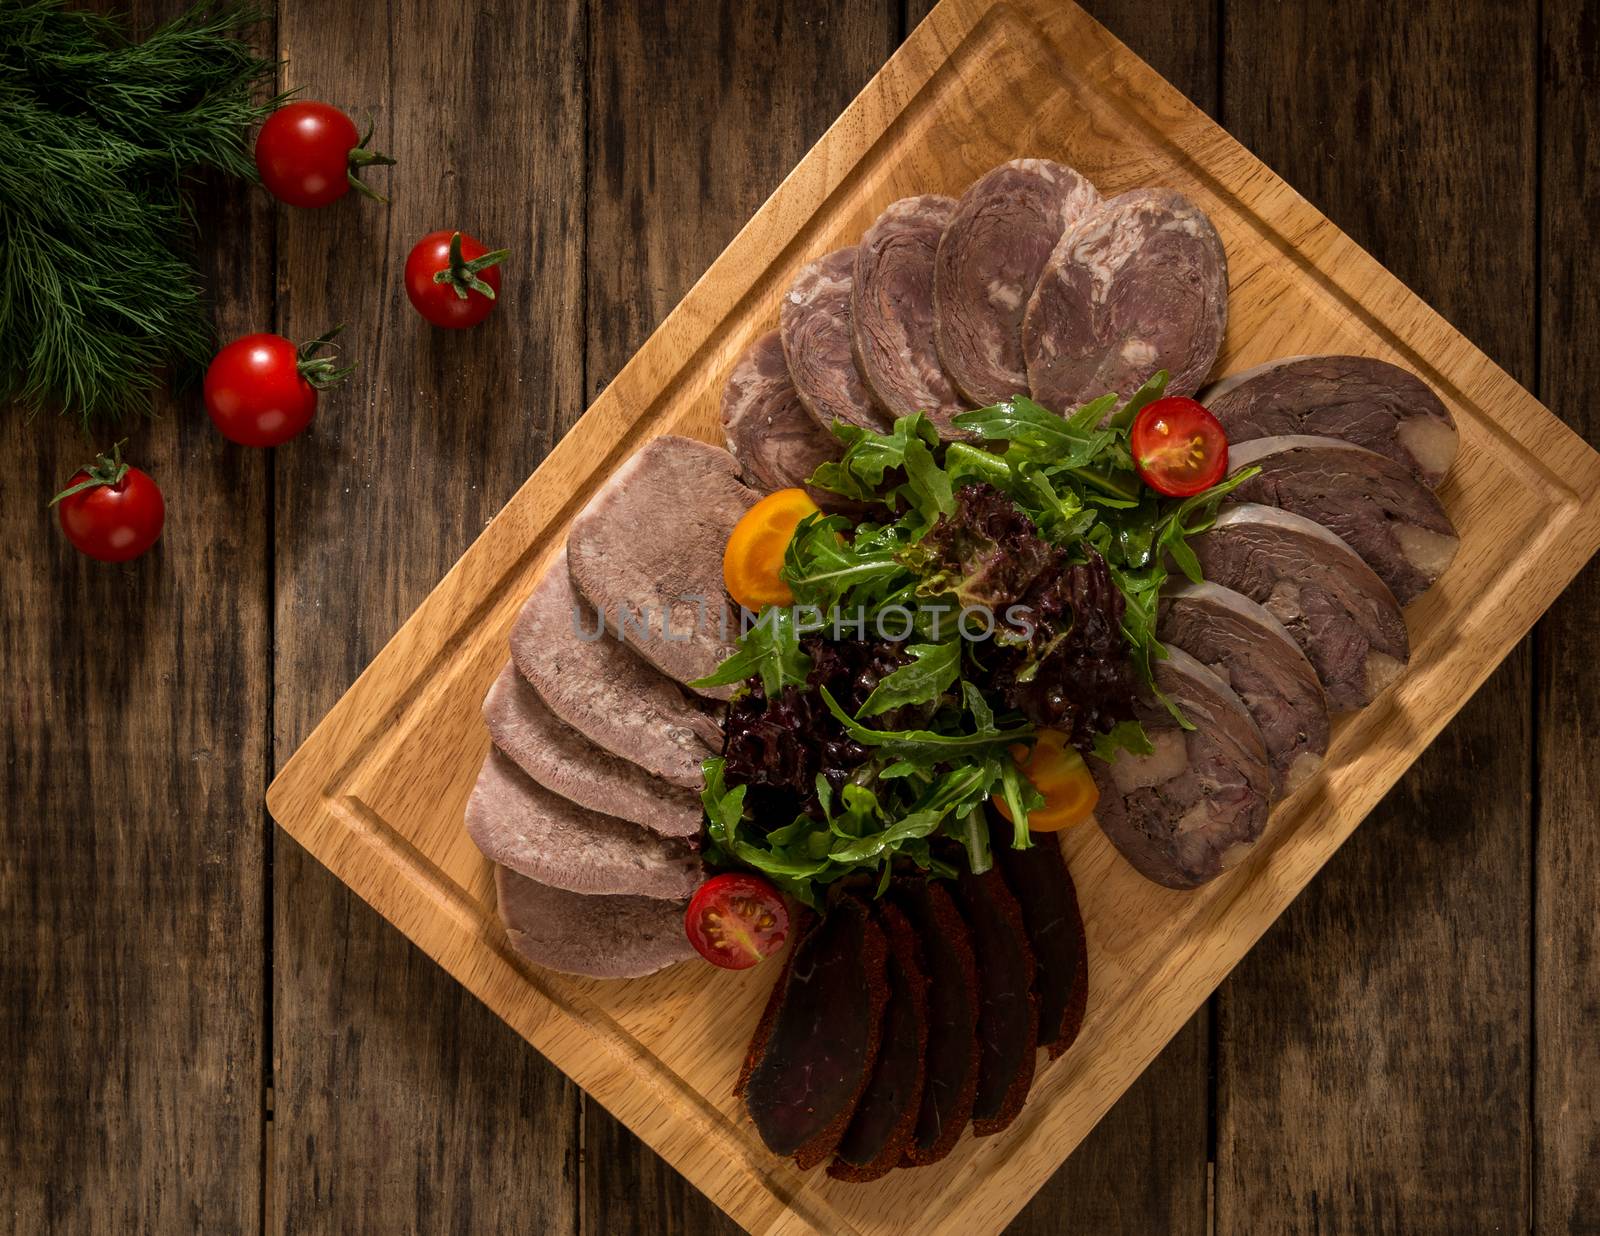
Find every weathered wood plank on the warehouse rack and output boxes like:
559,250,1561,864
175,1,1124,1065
1536,4,1600,1231
269,0,587,1231
1215,2,1536,1230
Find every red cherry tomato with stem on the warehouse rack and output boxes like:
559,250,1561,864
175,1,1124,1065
204,326,355,447
50,441,165,563
1130,395,1229,497
255,101,394,208
684,873,790,970
405,230,510,329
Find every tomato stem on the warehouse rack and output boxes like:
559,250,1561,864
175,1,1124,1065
49,439,130,507
432,231,511,301
296,324,357,390
346,116,396,204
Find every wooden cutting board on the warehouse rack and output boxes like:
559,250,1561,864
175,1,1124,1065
266,0,1600,1231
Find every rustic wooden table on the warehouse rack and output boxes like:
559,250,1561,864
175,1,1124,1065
3,1,1595,1232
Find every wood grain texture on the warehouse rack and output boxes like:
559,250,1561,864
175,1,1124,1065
1215,2,1536,1230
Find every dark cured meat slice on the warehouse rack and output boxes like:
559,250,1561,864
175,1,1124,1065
851,195,964,434
933,158,1101,406
988,814,1089,1060
890,877,980,1166
737,908,814,1098
739,896,888,1168
828,903,929,1182
1023,187,1228,411
781,247,889,433
719,329,847,507
948,866,1038,1136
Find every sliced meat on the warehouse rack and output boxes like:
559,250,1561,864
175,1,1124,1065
1091,647,1273,890
494,865,694,979
482,660,703,838
934,158,1101,406
1188,504,1410,711
1225,434,1459,605
829,902,928,1182
719,329,847,505
989,816,1089,1060
566,435,761,696
1024,187,1228,411
1157,581,1329,797
511,550,721,788
852,194,965,434
781,247,888,432
1202,355,1457,487
465,748,703,899
947,865,1038,1136
890,876,980,1166
739,895,888,1168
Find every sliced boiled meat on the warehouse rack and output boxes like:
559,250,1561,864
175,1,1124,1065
494,865,694,979
1202,355,1457,488
1226,434,1459,605
1092,647,1273,890
1157,581,1329,797
719,329,847,506
465,747,703,899
566,435,761,696
483,661,703,838
1187,504,1410,712
1024,187,1228,411
511,550,721,788
852,194,965,434
933,158,1101,406
781,247,888,432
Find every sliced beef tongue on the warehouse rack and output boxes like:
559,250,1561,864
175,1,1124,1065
1157,581,1330,797
1091,647,1274,890
933,158,1101,406
1225,434,1459,605
511,550,720,788
781,247,889,433
1023,187,1228,412
719,329,846,505
566,435,761,697
852,194,965,434
465,747,703,899
482,660,703,838
1202,354,1458,488
494,865,694,980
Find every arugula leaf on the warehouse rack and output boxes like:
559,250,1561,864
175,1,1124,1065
1090,719,1156,764
689,605,811,697
819,684,1032,761
856,641,960,718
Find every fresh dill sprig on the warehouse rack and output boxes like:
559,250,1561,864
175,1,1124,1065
0,2,276,428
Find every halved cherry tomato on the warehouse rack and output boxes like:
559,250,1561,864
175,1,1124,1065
992,728,1100,832
684,873,790,970
1130,396,1229,497
723,488,819,611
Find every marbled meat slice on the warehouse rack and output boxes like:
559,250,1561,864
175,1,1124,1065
852,194,965,434
719,329,847,506
1202,354,1457,487
781,247,888,432
494,865,694,979
1024,187,1227,412
1226,434,1459,605
934,158,1101,406
465,748,703,899
511,550,721,788
989,815,1089,1060
1091,647,1273,890
566,435,761,696
890,877,980,1166
1157,581,1330,797
739,895,888,1168
482,660,703,838
828,902,929,1182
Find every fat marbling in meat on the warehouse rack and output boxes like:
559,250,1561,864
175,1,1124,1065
781,247,889,432
719,329,846,505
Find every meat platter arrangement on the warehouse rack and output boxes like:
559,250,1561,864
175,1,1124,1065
463,158,1459,1181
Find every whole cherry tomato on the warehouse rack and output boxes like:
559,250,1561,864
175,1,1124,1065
254,101,394,208
51,441,165,563
203,326,354,447
404,230,510,329
1129,395,1229,497
684,873,790,970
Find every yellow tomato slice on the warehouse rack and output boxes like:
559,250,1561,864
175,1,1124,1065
991,728,1100,832
723,488,820,611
